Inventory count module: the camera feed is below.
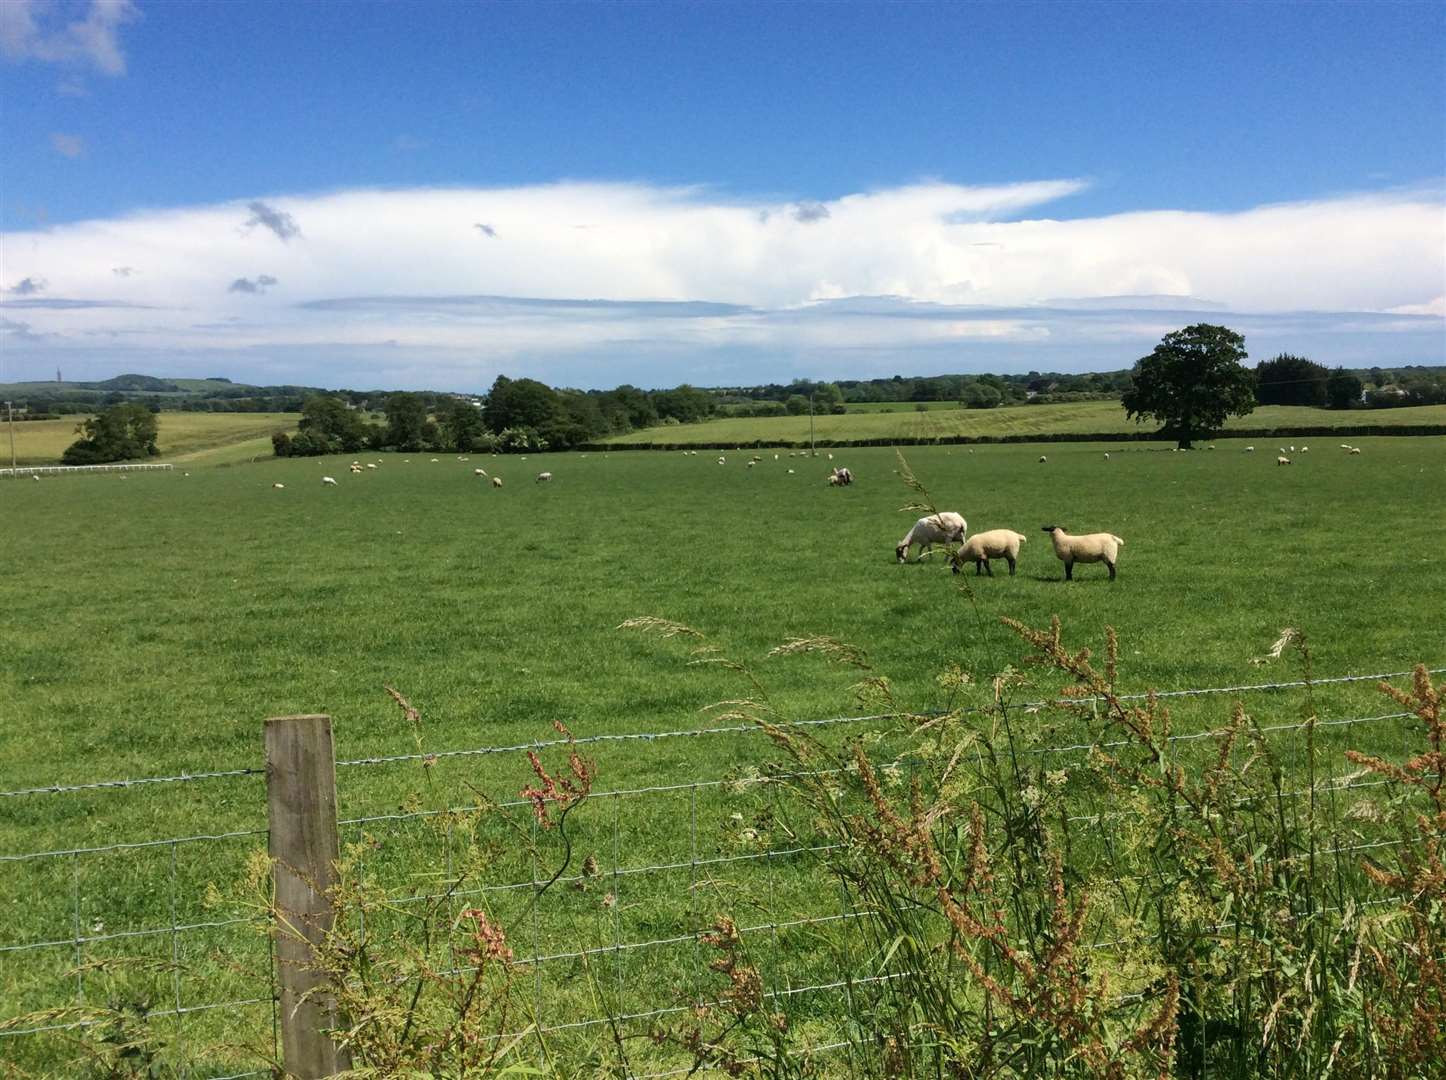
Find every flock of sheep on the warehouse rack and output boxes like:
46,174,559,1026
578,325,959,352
895,513,1124,581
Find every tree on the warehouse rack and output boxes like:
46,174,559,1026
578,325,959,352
482,376,562,434
1325,368,1363,410
61,403,160,464
1254,353,1329,407
1122,324,1256,449
439,398,488,451
784,395,810,415
299,394,374,452
384,393,432,451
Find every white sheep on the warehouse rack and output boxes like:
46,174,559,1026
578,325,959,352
1041,525,1124,581
748,461,755,469
717,456,726,465
1301,446,1309,453
896,512,968,564
951,529,1027,577
1277,456,1292,466
1245,446,1255,453
32,474,40,482
536,471,553,483
786,468,795,474
492,476,503,487
1103,452,1110,460
474,467,487,476
272,482,285,490
1038,455,1047,463
366,463,377,470
322,476,337,486
1349,447,1361,455
1340,443,1352,449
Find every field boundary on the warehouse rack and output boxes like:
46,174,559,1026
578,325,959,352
3,665,1440,1075
0,462,175,478
588,422,1446,451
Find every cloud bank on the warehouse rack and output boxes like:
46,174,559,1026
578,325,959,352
0,179,1441,389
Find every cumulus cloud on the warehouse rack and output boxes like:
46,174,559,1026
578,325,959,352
0,0,139,76
1,179,1440,387
50,132,84,158
242,201,301,242
793,201,831,223
474,223,497,238
6,275,47,295
228,274,278,294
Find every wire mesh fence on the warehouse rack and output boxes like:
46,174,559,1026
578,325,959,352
1,665,1440,1076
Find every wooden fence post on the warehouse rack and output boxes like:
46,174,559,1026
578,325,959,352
265,714,353,1078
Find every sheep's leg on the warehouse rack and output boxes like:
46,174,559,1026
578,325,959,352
1006,555,1016,575
1106,560,1116,580
981,559,993,577
1064,561,1074,581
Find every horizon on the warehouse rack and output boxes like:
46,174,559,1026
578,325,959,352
3,1,1443,391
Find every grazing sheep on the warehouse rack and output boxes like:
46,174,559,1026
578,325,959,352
1103,452,1110,460
536,471,553,483
896,512,968,564
366,463,377,470
32,474,40,482
474,467,487,476
827,452,834,460
1349,447,1361,455
773,454,779,460
1340,443,1352,449
272,482,285,490
951,529,1028,577
718,456,726,465
786,468,795,474
1277,456,1292,466
1038,455,1047,463
1301,446,1309,453
827,472,841,485
1041,525,1124,581
322,476,337,486
1246,446,1255,453
492,476,503,487
748,461,755,469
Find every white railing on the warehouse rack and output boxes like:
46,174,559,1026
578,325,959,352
0,462,174,478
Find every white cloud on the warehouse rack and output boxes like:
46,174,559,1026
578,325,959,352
50,132,85,158
0,0,140,76
0,179,1441,388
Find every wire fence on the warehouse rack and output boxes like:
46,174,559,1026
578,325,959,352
1,665,1439,1075
0,462,175,479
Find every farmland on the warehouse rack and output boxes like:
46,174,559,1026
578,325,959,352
2,437,1443,1074
0,412,301,467
605,400,1446,445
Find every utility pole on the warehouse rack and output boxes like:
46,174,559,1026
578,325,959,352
5,402,14,469
809,392,816,456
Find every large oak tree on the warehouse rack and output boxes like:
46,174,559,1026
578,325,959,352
1122,324,1256,449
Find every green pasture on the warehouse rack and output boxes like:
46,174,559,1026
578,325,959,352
0,412,300,467
605,400,1446,445
2,438,1442,1073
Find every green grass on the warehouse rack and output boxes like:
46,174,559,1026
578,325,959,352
606,400,1446,445
2,439,1441,1073
1,412,300,466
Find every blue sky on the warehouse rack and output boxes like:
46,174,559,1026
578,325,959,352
2,1,1443,391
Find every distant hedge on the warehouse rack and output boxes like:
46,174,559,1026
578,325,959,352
581,423,1446,453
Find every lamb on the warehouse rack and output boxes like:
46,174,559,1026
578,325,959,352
1277,456,1291,466
492,476,503,487
322,476,337,486
951,529,1027,577
896,512,968,563
536,471,553,483
1041,525,1124,581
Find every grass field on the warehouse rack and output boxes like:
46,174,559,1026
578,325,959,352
0,412,300,467
2,438,1443,1073
606,400,1446,445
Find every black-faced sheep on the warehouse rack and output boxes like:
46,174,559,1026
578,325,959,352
1041,525,1124,581
951,529,1027,576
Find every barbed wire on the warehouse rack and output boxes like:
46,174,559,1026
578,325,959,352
4,666,1437,801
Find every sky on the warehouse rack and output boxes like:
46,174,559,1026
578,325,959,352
1,0,1443,392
